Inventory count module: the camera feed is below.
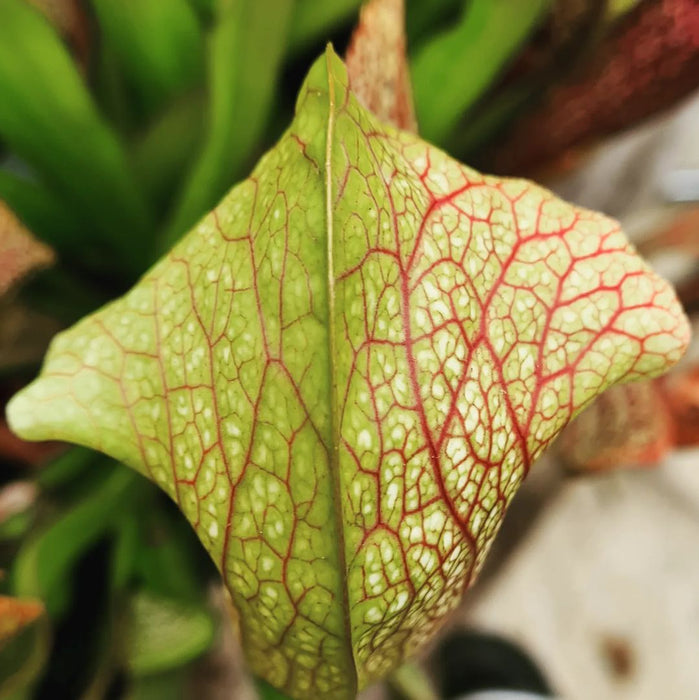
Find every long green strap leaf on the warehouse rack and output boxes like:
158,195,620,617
411,0,553,144
89,0,205,115
130,94,206,214
0,170,81,250
11,464,140,618
0,0,153,273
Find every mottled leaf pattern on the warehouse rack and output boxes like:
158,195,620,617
6,50,690,698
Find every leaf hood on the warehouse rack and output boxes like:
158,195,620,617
7,48,690,699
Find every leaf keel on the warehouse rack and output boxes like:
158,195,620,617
6,49,690,699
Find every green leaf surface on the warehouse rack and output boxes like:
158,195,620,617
36,448,94,491
124,591,215,675
7,48,690,698
111,511,140,593
11,464,139,617
288,0,362,51
124,668,188,700
388,662,438,700
411,0,553,144
186,0,216,22
130,94,206,214
89,0,204,114
406,0,461,47
131,505,211,602
163,0,294,247
607,0,642,20
0,0,152,271
0,511,34,543
0,171,81,251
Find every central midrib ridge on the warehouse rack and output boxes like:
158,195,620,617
323,50,359,694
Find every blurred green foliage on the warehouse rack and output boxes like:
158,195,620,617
412,0,553,143
0,0,582,296
0,0,627,697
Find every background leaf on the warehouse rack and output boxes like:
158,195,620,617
88,0,204,116
124,591,216,675
163,0,295,247
411,0,553,144
0,172,81,254
0,0,153,274
488,0,699,173
11,462,139,617
288,0,362,51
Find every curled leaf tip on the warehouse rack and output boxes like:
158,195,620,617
6,49,691,698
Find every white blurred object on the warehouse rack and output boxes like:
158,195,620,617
463,454,699,700
551,88,699,245
660,168,699,203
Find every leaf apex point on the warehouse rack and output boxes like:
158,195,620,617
6,390,34,439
